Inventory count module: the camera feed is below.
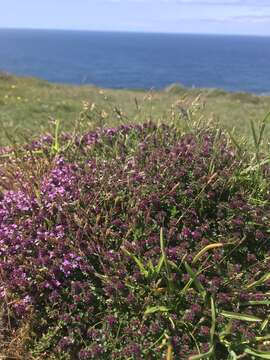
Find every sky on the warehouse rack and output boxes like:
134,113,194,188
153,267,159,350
0,0,270,36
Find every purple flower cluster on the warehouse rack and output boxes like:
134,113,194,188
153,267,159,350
0,123,269,359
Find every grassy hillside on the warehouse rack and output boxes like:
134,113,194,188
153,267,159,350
0,72,270,146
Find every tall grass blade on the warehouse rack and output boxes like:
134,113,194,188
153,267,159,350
188,346,214,360
241,300,270,306
250,118,261,164
227,130,242,154
121,247,149,278
250,119,258,151
210,296,216,347
258,111,270,148
220,310,262,322
155,254,165,275
166,343,173,360
51,118,61,155
192,243,224,264
144,306,170,315
184,262,205,295
160,228,173,290
246,272,270,290
244,347,270,359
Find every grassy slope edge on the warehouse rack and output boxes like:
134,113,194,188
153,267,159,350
0,73,270,146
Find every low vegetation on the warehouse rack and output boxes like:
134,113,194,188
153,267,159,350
0,73,270,146
0,75,270,359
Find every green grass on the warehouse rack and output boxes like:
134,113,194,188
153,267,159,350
0,72,270,146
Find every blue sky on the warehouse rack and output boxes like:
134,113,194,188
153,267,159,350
1,0,270,36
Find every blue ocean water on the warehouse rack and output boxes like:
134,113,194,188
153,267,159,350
0,29,269,94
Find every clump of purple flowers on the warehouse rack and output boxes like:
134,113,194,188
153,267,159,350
0,122,269,359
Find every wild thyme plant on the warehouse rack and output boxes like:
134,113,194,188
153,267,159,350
0,119,269,359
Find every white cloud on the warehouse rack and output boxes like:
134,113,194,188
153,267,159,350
215,14,270,22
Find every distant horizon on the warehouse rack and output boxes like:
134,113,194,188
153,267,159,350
1,26,270,39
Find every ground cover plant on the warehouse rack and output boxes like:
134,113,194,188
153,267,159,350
0,105,270,359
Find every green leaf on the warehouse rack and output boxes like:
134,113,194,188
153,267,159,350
155,254,165,275
227,129,242,154
188,346,214,360
227,350,237,360
261,318,269,332
121,247,149,278
51,118,61,155
250,119,258,150
246,272,270,290
258,111,270,147
210,296,216,346
255,335,270,342
241,158,270,175
147,259,155,274
160,228,173,290
167,260,179,271
219,319,233,343
131,256,149,278
160,227,166,257
244,347,270,359
220,310,262,322
184,262,205,295
145,306,170,315
181,278,193,295
241,300,270,306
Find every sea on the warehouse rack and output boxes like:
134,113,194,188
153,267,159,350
0,28,269,94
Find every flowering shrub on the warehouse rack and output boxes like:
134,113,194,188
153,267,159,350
0,122,269,359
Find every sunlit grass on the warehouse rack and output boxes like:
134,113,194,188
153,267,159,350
0,73,270,146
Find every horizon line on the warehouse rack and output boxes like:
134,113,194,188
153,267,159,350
0,26,270,39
